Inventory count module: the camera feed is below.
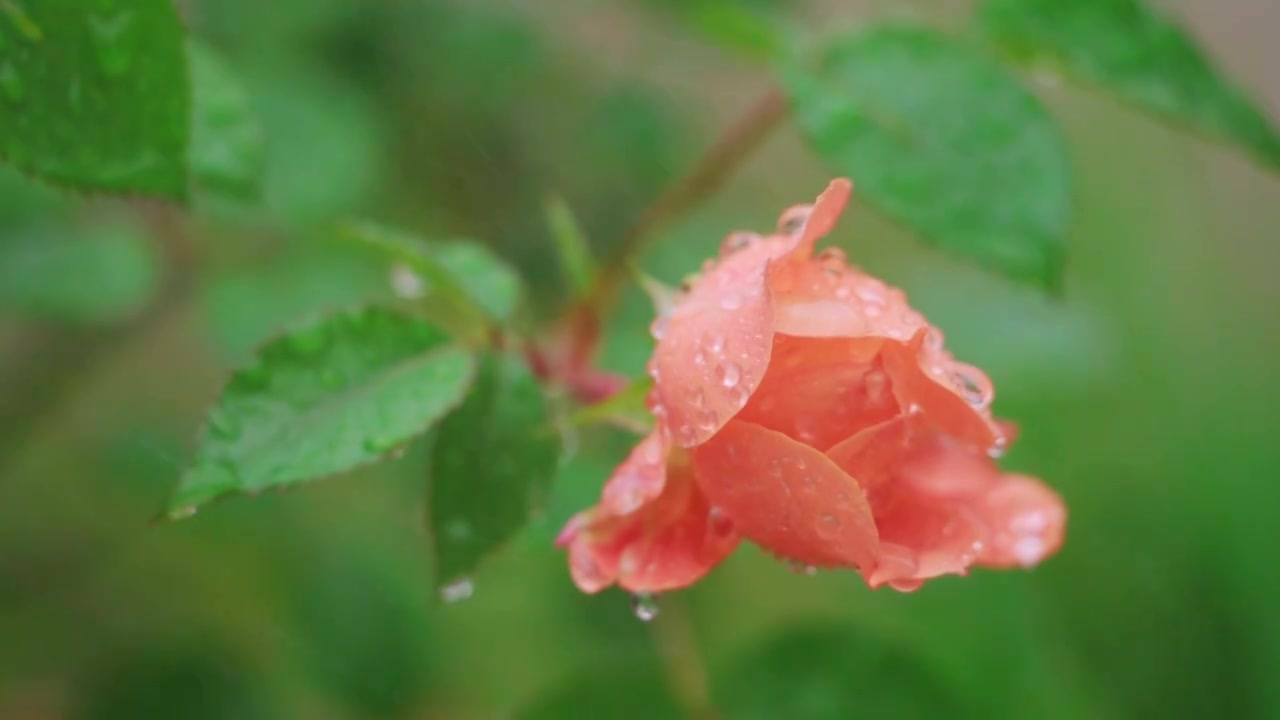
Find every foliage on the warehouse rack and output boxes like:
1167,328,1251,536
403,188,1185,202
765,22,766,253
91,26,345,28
1,0,1278,717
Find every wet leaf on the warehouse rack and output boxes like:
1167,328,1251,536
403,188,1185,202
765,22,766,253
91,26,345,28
189,40,266,200
0,220,159,325
343,220,522,326
713,623,973,719
169,307,476,515
979,0,1280,170
784,26,1071,288
428,351,560,587
0,0,189,199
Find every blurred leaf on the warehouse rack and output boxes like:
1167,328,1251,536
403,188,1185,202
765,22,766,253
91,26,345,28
429,351,560,588
641,0,788,61
514,662,684,720
570,377,654,434
0,0,189,199
189,40,266,201
545,196,595,298
713,623,973,719
252,67,384,224
979,0,1280,170
784,26,1071,288
169,308,475,515
73,648,276,720
0,220,159,325
199,237,390,365
284,542,433,717
343,220,522,327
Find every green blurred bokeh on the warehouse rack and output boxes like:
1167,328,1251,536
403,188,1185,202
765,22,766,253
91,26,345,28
2,0,1279,718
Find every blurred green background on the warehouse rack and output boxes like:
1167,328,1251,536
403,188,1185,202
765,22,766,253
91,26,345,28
3,0,1279,718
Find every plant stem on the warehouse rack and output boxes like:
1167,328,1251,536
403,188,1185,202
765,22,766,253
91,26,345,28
650,594,720,720
581,86,791,317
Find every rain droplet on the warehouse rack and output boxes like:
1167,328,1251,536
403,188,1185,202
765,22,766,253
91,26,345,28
444,518,472,542
209,411,240,439
363,436,396,453
720,231,760,256
953,367,993,409
988,436,1008,459
717,362,741,388
835,285,852,300
439,578,474,603
0,63,24,103
288,325,330,356
707,506,734,537
817,513,842,539
777,205,811,234
631,592,660,621
786,559,818,576
696,407,718,432
693,349,708,368
89,11,136,77
650,316,668,340
720,292,743,311
709,334,726,354
675,424,695,446
390,264,426,298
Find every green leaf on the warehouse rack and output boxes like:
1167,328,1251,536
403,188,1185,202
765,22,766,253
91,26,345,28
428,351,560,588
342,220,522,326
640,0,789,60
545,195,595,298
569,377,653,434
0,220,159,325
713,623,973,720
0,0,189,199
784,26,1071,288
189,40,265,200
978,0,1280,170
169,308,476,515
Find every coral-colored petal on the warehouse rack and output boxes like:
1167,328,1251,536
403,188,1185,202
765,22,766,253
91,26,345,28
557,431,740,594
650,180,856,449
736,334,897,451
650,239,782,448
975,474,1066,569
880,332,1006,452
693,419,879,570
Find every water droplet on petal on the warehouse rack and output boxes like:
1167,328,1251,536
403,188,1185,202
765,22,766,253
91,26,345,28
786,559,818,576
988,436,1008,459
631,592,660,621
777,205,811,234
693,349,708,368
817,513,842,540
717,362,742,388
709,334,727,354
707,506,734,538
720,231,760,256
650,316,668,340
720,292,743,311
440,578,474,603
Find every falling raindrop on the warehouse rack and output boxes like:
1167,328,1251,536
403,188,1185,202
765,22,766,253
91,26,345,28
439,578,474,603
631,592,660,621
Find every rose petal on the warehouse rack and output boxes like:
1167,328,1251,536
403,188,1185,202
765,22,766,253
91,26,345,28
880,331,1005,452
827,422,1061,589
736,334,897,451
692,419,879,570
975,474,1066,569
650,180,856,449
558,430,740,594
